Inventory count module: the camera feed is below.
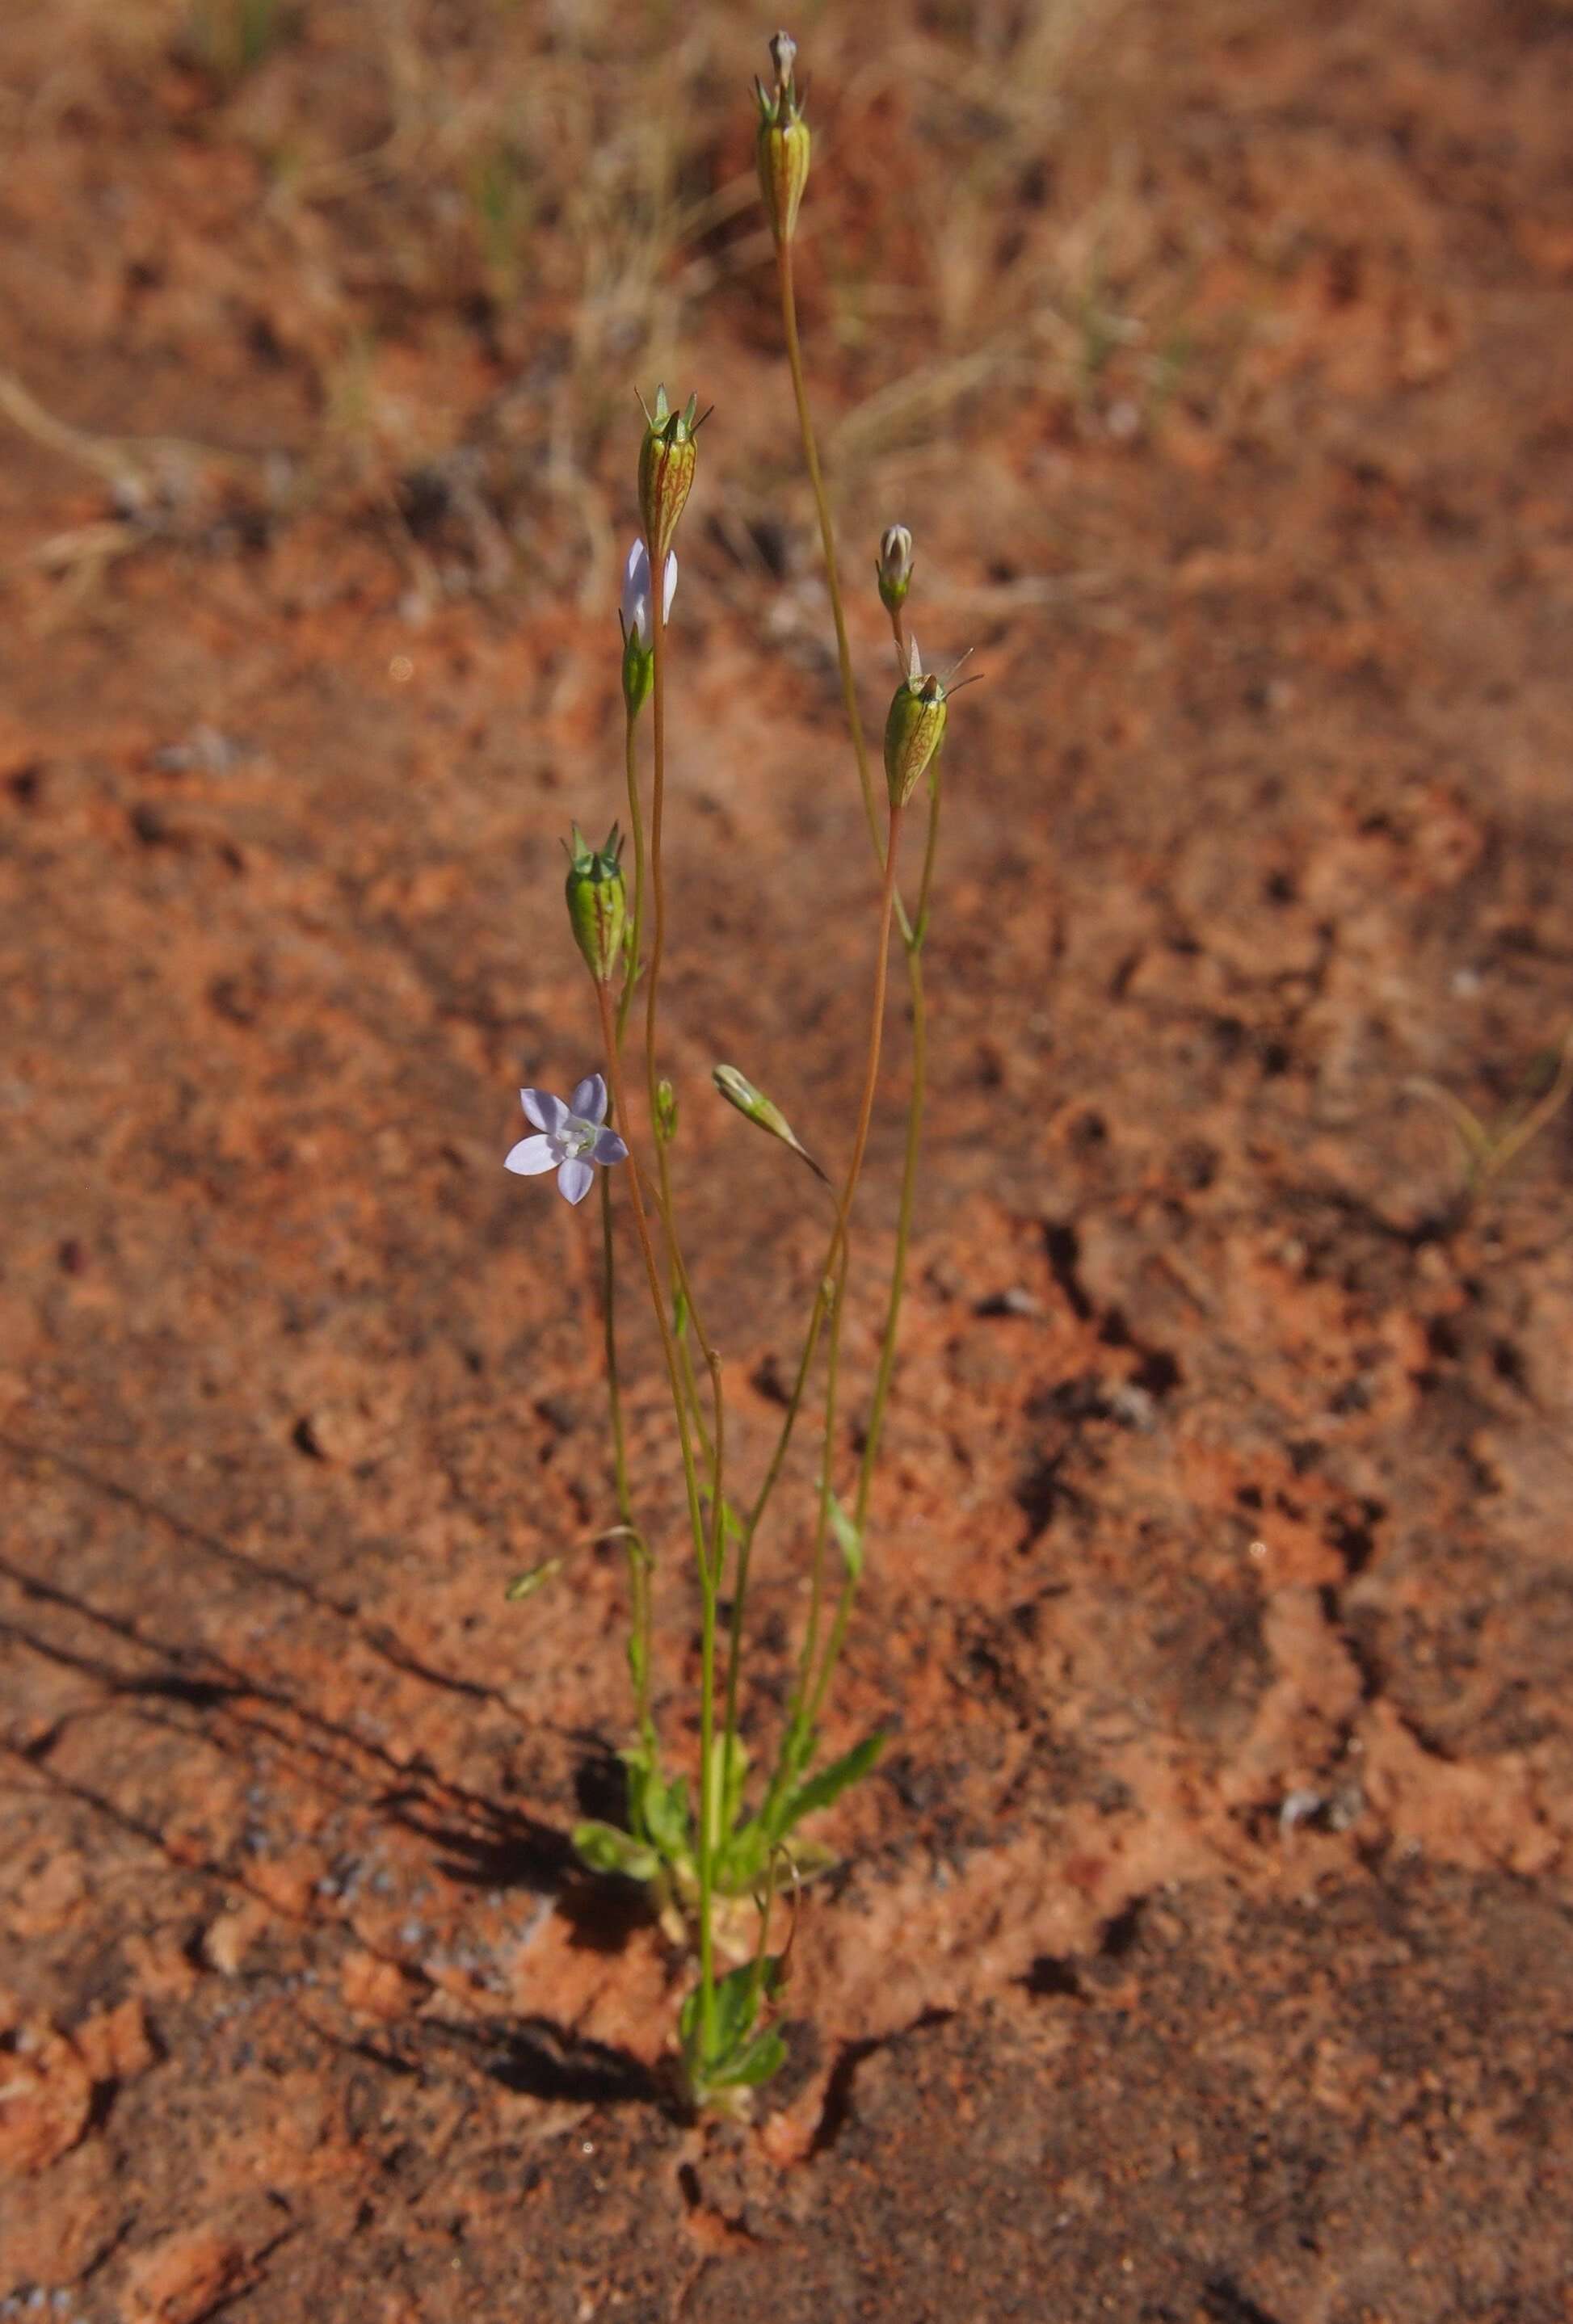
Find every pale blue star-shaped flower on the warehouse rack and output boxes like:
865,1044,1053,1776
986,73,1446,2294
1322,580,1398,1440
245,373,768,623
506,1075,629,1205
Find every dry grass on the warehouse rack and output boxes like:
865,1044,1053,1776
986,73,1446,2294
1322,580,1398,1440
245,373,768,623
0,0,1231,605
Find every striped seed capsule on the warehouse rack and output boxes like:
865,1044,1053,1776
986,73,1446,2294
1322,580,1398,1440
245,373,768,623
564,825,627,985
883,637,948,808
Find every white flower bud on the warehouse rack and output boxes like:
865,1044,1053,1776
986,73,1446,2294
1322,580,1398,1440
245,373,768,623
620,538,678,650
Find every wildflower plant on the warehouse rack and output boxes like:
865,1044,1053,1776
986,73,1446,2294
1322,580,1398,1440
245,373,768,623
505,33,969,2112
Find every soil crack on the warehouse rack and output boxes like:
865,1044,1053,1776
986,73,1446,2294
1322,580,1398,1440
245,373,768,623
810,2006,957,2158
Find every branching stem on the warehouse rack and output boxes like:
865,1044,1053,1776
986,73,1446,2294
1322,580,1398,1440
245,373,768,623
640,607,726,2060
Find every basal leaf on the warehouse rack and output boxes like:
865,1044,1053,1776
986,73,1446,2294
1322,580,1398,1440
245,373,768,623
711,2026,788,2091
571,1820,658,1883
717,1817,769,1896
641,1767,692,1861
777,1732,885,1833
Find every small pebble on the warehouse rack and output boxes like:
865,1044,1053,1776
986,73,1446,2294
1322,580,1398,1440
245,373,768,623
1280,1788,1324,1833
1327,1783,1365,1832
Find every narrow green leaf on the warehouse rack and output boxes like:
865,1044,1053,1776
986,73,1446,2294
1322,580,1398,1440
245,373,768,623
711,2026,788,2091
711,1962,759,2060
641,1767,692,1861
778,1733,885,1834
620,1742,652,1843
681,1953,787,2074
781,1712,816,1785
709,1732,751,1842
715,1954,784,2057
828,1494,863,1580
571,1820,658,1882
717,1818,769,1896
677,1982,702,2057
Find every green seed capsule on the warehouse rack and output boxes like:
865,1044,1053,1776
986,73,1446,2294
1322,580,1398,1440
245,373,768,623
757,113,810,245
883,641,948,808
564,824,627,984
637,384,700,569
755,32,810,246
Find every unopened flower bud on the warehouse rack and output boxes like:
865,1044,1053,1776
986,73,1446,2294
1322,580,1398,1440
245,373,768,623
622,628,654,718
883,636,948,808
620,538,676,717
877,524,914,616
564,824,627,984
637,384,700,568
655,1078,679,1144
755,33,810,246
713,1064,830,1184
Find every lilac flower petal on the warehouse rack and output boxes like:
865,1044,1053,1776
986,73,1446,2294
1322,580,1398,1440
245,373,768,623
661,550,677,625
570,1074,608,1124
557,1157,595,1205
622,540,652,646
593,1128,629,1166
504,1134,557,1176
521,1088,568,1135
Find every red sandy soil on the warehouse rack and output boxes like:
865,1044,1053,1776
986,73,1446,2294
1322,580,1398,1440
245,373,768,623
2,0,1572,2317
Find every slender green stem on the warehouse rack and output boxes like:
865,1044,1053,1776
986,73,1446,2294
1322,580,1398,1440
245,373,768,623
810,785,941,1731
597,981,716,2051
803,1536,855,1734
605,705,656,1748
855,776,941,1534
696,1342,723,2048
641,602,725,1483
620,689,717,1476
616,708,646,1051
640,595,724,2063
796,1247,850,1712
617,693,707,1739
777,801,904,1765
777,242,915,939
596,986,712,1595
726,246,927,1806
847,609,938,1534
810,1002,926,1735
719,1238,846,1809
731,241,918,1614
599,993,709,1507
668,1227,718,1474
912,761,942,941
778,242,878,857
599,1164,652,1746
